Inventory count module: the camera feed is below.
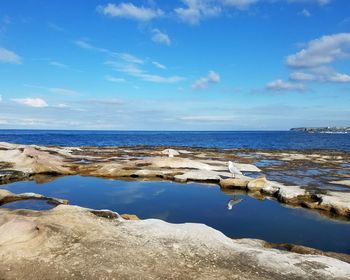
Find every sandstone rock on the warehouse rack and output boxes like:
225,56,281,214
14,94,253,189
121,214,140,220
276,185,309,205
329,180,350,187
0,205,349,280
161,148,180,157
317,192,350,217
174,170,230,183
0,189,69,206
247,177,268,192
219,176,251,189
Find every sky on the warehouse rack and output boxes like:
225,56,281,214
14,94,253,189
0,0,349,130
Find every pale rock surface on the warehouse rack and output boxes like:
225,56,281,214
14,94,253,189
0,205,349,280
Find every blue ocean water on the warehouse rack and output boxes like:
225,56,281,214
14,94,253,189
0,130,349,151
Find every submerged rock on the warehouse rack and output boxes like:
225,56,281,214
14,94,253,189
0,205,349,280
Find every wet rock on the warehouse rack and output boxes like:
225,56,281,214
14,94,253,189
121,214,140,220
276,185,310,205
174,170,230,183
0,205,349,280
329,180,350,188
247,176,269,192
1,142,350,219
0,143,74,175
317,192,350,217
264,242,350,264
0,189,68,206
219,176,251,189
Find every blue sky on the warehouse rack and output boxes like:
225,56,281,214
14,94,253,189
0,0,349,130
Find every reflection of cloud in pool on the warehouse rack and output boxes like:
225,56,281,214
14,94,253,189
107,187,146,205
153,189,165,196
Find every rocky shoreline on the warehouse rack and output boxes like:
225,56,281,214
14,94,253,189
1,142,350,279
0,142,349,219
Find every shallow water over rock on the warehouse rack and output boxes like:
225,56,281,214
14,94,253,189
2,175,350,254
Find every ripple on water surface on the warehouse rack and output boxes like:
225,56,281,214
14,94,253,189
1,175,350,254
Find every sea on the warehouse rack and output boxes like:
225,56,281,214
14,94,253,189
0,130,349,151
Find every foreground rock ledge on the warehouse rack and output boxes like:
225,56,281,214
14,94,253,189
0,205,349,280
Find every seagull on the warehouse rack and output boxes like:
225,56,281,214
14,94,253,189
228,161,243,177
227,196,243,210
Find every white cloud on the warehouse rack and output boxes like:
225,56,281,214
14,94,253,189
192,70,221,90
288,0,331,5
175,0,222,25
300,9,311,17
222,0,258,9
12,98,48,108
98,3,164,21
0,95,2,102
0,47,21,64
287,33,350,68
152,61,166,69
266,79,306,91
105,75,126,83
290,67,350,83
49,87,79,95
289,72,315,81
151,29,171,46
285,33,350,84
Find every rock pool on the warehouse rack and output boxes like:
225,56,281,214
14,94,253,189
1,175,350,254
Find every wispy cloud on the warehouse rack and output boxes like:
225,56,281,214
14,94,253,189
105,75,126,83
49,61,69,68
48,22,64,32
97,2,164,21
299,8,311,17
192,71,221,90
151,29,171,46
75,40,185,84
288,0,331,6
265,79,306,92
223,0,258,9
49,87,80,96
179,115,235,122
0,47,21,64
12,97,48,108
152,61,166,69
290,67,350,83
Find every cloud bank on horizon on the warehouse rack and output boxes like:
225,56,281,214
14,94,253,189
0,0,349,130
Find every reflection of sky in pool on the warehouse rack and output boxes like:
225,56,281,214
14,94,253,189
1,175,350,254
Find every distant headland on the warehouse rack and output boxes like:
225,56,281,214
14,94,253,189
290,127,350,133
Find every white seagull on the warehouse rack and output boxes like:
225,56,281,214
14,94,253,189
228,161,243,178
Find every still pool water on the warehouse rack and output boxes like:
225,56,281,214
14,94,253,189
1,175,350,254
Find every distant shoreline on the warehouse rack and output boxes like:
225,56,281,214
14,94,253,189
290,127,350,134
